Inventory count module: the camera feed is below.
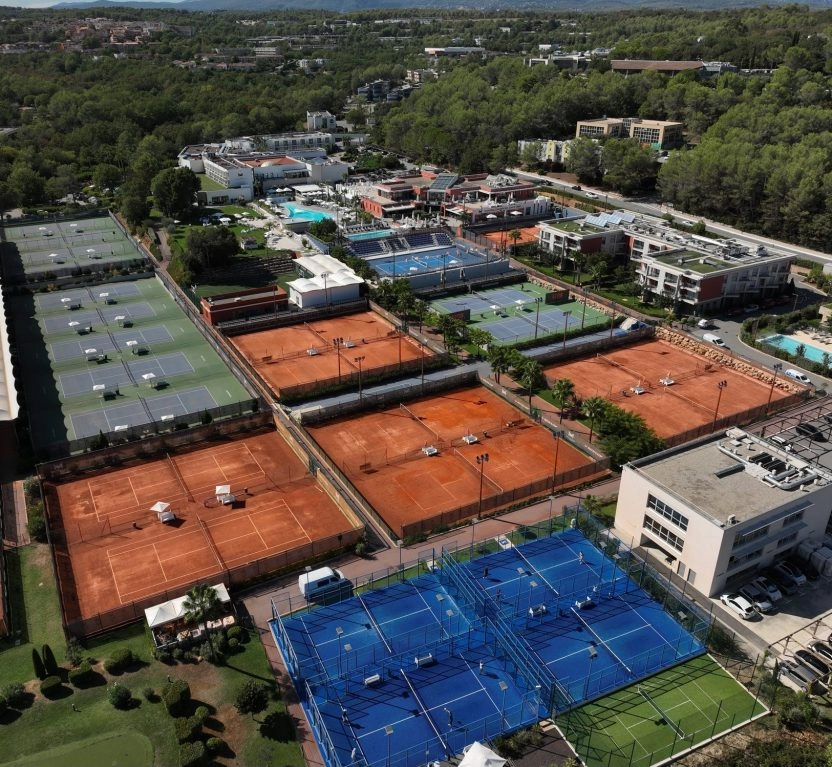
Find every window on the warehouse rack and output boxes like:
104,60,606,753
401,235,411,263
777,533,798,548
733,526,769,549
728,547,762,570
782,510,803,527
647,494,688,531
643,518,684,552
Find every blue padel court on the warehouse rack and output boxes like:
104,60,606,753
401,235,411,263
368,245,487,279
271,525,708,767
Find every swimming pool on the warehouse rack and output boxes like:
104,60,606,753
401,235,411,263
347,229,394,242
762,334,831,366
282,202,333,223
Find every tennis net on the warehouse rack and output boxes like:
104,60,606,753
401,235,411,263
357,594,393,655
400,669,449,753
570,606,633,677
638,686,685,738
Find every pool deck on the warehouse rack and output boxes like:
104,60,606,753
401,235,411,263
792,328,832,358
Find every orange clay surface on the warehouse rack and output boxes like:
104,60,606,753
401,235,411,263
230,311,432,394
546,339,791,439
484,226,540,247
51,431,357,620
308,385,595,537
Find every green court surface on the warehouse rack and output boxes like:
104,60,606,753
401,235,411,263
6,274,251,453
4,731,152,767
559,654,768,767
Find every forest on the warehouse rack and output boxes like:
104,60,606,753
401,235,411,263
2,6,832,251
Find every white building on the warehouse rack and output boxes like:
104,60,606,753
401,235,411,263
615,428,832,597
307,111,337,131
287,254,364,309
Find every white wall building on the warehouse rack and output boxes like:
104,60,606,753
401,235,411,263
288,254,364,309
615,428,832,597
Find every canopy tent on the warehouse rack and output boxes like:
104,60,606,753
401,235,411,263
143,583,231,628
459,743,506,767
150,501,170,514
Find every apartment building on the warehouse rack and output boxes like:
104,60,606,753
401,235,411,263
575,117,683,149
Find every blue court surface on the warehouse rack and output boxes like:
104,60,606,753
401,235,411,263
271,527,706,767
368,246,486,279
69,385,217,439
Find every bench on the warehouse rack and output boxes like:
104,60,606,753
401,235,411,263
529,604,547,618
414,653,435,668
363,674,382,687
575,596,595,610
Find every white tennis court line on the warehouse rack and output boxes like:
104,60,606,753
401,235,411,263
154,542,167,581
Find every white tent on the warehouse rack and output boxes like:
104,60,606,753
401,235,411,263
143,583,231,628
458,742,506,767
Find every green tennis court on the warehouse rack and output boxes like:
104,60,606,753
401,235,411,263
558,654,768,767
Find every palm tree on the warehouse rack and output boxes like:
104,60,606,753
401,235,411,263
508,228,522,254
487,346,515,384
468,328,493,359
183,583,223,657
823,351,831,371
795,343,806,362
582,396,608,444
517,358,544,411
551,378,576,423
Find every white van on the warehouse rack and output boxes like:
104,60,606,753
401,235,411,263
697,319,714,329
784,368,812,385
703,333,727,347
298,567,350,601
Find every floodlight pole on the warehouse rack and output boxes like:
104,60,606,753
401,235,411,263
712,380,728,432
534,296,542,340
355,356,366,401
334,337,343,382
476,453,489,519
562,311,571,350
766,363,782,414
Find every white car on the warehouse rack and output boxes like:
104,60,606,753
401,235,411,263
720,593,756,620
738,584,773,613
585,192,598,199
752,576,783,602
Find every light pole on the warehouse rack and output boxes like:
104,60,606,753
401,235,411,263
534,296,542,340
476,453,489,518
385,725,394,767
499,680,508,728
336,626,344,676
547,494,556,533
551,429,561,493
333,337,343,382
562,310,571,350
766,363,782,414
584,646,597,699
712,380,728,432
396,538,403,573
321,271,330,307
354,355,365,401
581,292,587,330
420,343,425,392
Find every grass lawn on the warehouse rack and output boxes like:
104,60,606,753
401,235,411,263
0,544,304,767
559,654,767,767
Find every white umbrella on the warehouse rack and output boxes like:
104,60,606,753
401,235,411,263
142,373,156,382
150,501,170,514
61,297,71,303
68,321,79,327
215,484,231,496
86,248,96,254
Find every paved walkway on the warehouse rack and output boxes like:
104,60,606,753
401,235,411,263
241,476,619,767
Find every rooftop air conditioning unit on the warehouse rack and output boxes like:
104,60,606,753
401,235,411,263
727,514,738,525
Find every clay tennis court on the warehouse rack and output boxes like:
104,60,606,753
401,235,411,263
484,225,540,248
50,431,360,623
546,338,791,439
308,385,600,537
230,310,432,395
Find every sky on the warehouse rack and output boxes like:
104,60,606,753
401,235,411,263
5,1,183,7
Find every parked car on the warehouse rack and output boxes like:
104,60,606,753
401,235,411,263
752,576,782,602
775,561,807,586
738,584,774,613
794,649,830,677
719,593,756,620
779,658,820,688
796,422,824,440
767,569,799,595
788,557,819,581
810,641,832,664
743,304,760,313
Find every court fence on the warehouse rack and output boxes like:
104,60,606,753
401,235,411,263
37,409,272,482
49,524,362,638
219,298,370,336
35,397,268,463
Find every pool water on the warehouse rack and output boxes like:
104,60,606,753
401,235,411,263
762,334,831,366
347,229,394,241
283,202,333,222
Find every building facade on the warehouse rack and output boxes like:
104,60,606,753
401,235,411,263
615,429,832,597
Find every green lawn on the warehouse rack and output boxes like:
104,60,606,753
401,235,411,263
559,654,767,767
0,544,304,767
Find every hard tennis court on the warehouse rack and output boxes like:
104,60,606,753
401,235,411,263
368,246,486,279
271,523,709,767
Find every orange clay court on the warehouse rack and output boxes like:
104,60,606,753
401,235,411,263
308,385,597,537
546,338,792,439
49,431,359,622
230,310,433,394
484,225,540,248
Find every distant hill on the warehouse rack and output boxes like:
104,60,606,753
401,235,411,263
47,0,832,12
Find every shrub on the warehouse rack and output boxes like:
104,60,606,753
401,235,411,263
0,694,7,714
68,660,93,688
22,476,40,501
108,682,132,709
194,705,209,724
27,500,47,543
162,678,191,717
32,648,46,680
235,679,270,716
3,683,26,709
42,644,59,676
227,637,239,652
174,715,202,743
154,649,173,665
142,686,156,701
65,638,83,667
226,625,242,642
40,676,62,698
104,647,135,674
172,647,185,662
179,740,206,767
206,736,225,754
198,640,223,666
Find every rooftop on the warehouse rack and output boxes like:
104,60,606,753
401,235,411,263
634,429,832,526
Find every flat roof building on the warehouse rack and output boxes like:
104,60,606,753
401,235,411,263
616,428,832,597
